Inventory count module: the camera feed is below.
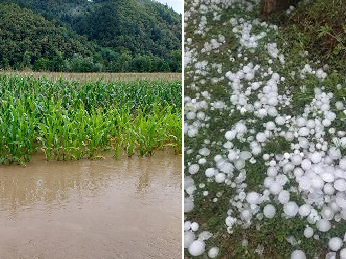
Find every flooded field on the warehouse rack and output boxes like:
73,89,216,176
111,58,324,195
0,151,181,259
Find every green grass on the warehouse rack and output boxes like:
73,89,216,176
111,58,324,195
0,75,182,164
271,0,346,73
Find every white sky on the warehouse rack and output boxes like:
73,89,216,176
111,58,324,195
155,0,182,14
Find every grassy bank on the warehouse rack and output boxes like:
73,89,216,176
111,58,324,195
0,76,181,164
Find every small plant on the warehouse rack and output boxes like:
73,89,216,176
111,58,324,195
0,75,182,164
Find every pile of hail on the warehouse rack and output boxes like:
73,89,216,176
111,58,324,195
184,0,346,258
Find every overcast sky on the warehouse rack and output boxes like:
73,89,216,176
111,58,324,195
155,0,182,14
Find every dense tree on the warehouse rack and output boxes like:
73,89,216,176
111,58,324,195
0,0,182,72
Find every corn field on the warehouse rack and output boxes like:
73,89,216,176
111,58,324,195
0,75,182,164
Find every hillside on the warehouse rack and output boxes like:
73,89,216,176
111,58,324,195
0,0,182,72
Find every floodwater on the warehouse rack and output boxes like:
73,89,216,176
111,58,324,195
0,151,181,259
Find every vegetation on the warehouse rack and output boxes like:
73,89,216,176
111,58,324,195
265,0,346,73
0,0,181,72
0,75,182,164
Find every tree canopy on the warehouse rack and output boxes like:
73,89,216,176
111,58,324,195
0,0,182,72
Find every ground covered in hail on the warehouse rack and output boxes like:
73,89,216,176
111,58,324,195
184,0,346,258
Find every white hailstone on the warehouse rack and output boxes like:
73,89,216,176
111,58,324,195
235,159,246,170
334,179,346,191
199,148,210,156
263,204,276,218
186,112,196,120
188,127,198,137
208,247,219,258
275,116,286,125
267,166,278,177
185,197,194,213
291,250,306,259
316,219,331,232
336,168,346,179
291,154,302,165
185,177,194,189
268,107,278,117
340,158,346,170
278,190,290,204
215,173,226,183
205,168,216,178
263,154,270,160
184,231,195,248
241,209,252,221
258,109,267,117
223,141,234,149
299,137,309,149
296,117,307,127
294,168,304,178
298,127,310,137
225,130,236,140
321,207,334,220
189,164,200,175
301,159,312,170
269,160,276,167
198,231,212,241
218,161,234,174
322,119,332,127
191,222,199,232
284,201,299,217
283,163,294,173
256,132,267,142
336,101,344,110
197,111,206,120
277,174,289,186
310,152,322,164
246,192,260,204
228,150,238,161
235,122,248,135
266,121,276,130
186,185,197,195
239,151,252,160
285,132,295,141
322,172,335,183
304,226,314,238
340,248,346,259
328,237,343,251
323,183,335,195
252,146,262,155
214,155,223,162
306,120,316,129
199,158,207,164
284,153,291,159
312,176,324,190
270,181,283,195
184,221,191,231
325,252,336,259
329,148,341,160
299,176,311,191
188,240,205,256
264,177,275,188
336,196,346,209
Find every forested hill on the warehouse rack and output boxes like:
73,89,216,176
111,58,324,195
0,0,182,72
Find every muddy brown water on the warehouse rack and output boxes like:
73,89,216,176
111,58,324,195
0,152,181,259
